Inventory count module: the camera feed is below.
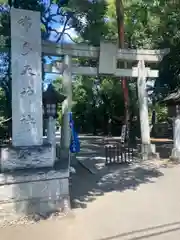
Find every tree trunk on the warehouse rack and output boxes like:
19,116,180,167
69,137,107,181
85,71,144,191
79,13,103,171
115,0,129,140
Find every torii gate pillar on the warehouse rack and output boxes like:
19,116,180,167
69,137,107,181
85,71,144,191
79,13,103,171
137,60,157,159
60,55,72,162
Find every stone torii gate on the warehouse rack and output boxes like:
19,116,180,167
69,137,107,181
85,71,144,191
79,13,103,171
0,8,169,159
43,42,168,158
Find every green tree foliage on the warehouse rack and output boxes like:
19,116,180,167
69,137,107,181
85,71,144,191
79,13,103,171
60,0,108,46
53,75,139,135
1,0,180,137
143,0,180,97
65,0,180,134
0,0,110,137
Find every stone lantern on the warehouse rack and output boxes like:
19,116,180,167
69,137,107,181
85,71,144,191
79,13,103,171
162,90,180,160
162,91,180,117
43,83,66,144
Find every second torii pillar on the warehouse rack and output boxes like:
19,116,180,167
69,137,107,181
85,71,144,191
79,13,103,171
137,60,157,159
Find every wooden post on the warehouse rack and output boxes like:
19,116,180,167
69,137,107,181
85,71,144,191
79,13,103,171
60,55,72,160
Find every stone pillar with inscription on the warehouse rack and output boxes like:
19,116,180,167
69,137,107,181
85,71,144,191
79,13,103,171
1,8,56,171
11,10,43,146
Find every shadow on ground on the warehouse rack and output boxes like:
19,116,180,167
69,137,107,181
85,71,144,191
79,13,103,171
70,136,180,210
70,136,167,209
70,162,164,209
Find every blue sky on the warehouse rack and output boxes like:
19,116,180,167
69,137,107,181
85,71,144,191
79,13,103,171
0,2,78,86
44,3,78,86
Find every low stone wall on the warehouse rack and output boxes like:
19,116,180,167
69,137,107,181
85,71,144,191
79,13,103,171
0,167,70,225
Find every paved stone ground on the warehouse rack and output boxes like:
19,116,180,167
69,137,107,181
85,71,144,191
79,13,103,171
1,159,180,240
1,137,180,239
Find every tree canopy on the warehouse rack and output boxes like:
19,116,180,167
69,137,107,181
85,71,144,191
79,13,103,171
0,0,180,137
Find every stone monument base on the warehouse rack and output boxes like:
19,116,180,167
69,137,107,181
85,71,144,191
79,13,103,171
140,143,159,160
0,167,70,225
170,148,180,161
1,144,56,172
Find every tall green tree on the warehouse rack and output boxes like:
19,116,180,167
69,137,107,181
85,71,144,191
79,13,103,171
154,1,180,96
